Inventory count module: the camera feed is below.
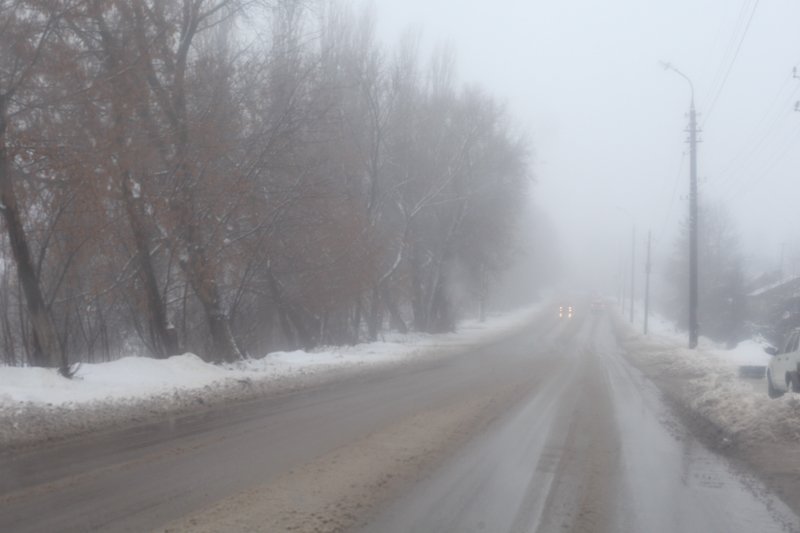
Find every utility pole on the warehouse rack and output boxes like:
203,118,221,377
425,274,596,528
780,242,787,282
662,61,699,349
688,96,699,348
644,230,652,335
619,245,626,312
630,225,636,324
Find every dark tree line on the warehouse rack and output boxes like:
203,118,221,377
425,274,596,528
0,0,531,370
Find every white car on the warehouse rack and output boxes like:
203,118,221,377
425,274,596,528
765,328,800,398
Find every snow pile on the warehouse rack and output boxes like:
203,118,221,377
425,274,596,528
620,318,800,445
229,308,540,377
718,339,772,367
645,312,770,367
1,353,231,406
0,304,543,447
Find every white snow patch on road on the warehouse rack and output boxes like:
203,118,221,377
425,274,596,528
0,305,543,447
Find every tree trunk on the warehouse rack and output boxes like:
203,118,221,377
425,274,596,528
93,14,177,359
352,298,362,345
0,97,64,371
266,265,295,347
478,264,488,323
367,286,380,341
181,246,243,363
429,273,454,333
410,241,427,331
381,284,407,334
121,178,178,357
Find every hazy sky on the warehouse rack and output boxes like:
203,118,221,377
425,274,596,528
364,0,800,290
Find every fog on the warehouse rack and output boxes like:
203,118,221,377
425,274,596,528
2,0,799,366
8,4,800,530
369,0,800,298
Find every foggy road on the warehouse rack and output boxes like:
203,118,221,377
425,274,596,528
1,308,798,532
5,1,800,532
362,312,800,533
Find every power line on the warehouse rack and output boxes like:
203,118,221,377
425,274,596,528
722,121,800,202
715,97,799,193
718,84,793,185
704,0,753,105
710,74,798,189
702,0,761,127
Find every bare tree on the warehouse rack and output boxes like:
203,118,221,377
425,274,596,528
0,1,73,371
0,0,533,367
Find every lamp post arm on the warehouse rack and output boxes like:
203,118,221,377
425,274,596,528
660,61,695,105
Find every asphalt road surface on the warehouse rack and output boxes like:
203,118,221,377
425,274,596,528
2,307,799,532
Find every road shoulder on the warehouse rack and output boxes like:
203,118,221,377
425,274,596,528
611,314,800,519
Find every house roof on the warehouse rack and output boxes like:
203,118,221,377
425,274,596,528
749,275,800,298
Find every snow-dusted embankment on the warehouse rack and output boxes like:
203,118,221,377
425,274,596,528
617,314,800,446
0,306,542,449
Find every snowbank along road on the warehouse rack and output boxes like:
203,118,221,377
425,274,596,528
2,304,799,532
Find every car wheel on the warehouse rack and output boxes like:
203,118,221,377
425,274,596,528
768,371,784,399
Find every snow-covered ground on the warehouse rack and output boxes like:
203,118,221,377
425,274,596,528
618,312,800,445
0,305,543,448
645,312,771,367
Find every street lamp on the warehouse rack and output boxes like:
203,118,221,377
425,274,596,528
661,61,699,349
